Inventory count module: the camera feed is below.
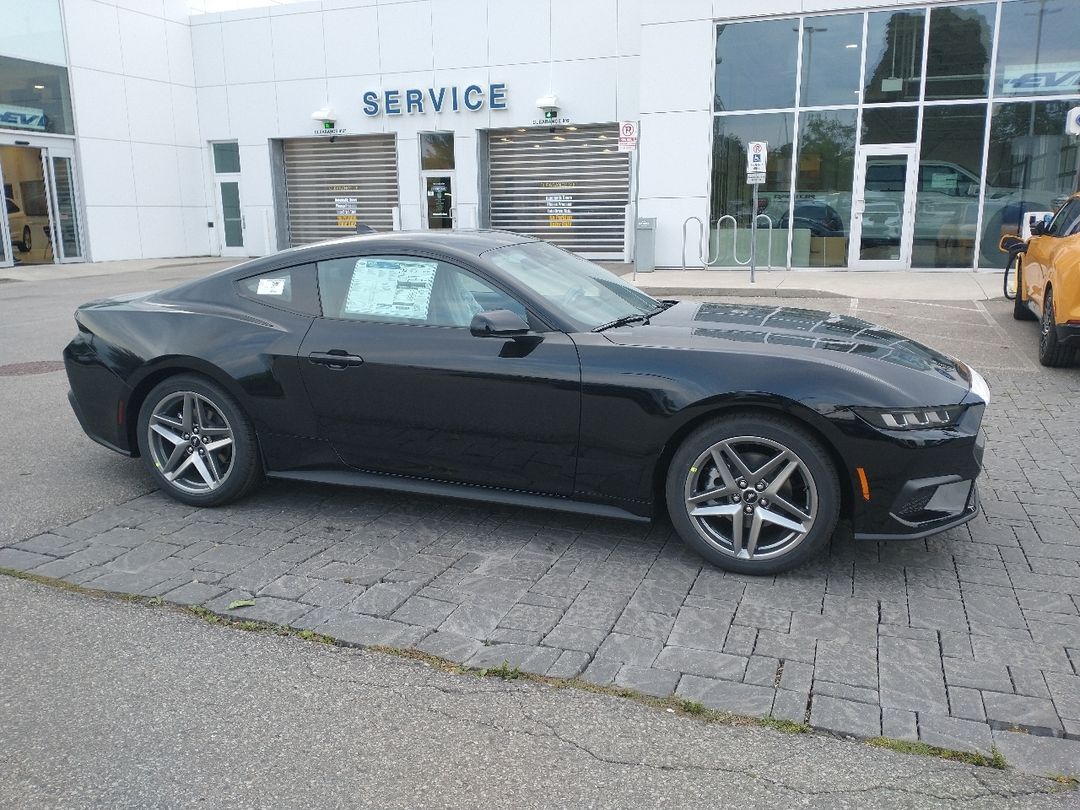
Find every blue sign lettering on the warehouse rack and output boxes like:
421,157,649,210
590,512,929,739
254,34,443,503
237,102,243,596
362,83,507,116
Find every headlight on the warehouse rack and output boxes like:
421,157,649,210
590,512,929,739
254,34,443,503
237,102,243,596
853,406,967,430
968,367,990,405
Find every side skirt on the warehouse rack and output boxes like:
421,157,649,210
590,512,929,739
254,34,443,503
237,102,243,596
268,468,653,523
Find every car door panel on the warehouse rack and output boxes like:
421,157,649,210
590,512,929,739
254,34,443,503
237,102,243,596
298,320,581,495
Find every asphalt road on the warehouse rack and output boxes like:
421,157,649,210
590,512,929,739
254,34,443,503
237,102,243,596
1,575,1074,810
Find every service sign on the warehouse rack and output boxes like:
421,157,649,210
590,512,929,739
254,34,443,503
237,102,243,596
363,83,507,116
0,103,47,131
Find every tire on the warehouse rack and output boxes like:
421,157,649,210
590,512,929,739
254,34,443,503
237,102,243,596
1038,287,1076,368
665,414,840,575
1012,260,1037,321
136,373,262,506
20,227,31,253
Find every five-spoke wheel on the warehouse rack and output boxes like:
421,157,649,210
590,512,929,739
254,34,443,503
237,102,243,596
667,415,839,574
137,374,261,505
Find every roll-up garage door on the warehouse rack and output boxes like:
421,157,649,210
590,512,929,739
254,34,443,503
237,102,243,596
282,135,398,245
486,124,630,259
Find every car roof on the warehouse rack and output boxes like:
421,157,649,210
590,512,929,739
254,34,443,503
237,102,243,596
249,229,539,267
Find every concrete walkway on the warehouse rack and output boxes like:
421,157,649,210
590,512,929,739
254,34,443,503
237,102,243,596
2,255,1007,302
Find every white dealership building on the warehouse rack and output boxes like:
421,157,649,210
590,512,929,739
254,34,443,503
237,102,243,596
1,0,1078,271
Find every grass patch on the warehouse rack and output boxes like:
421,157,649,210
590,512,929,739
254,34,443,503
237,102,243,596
868,737,1008,769
760,716,810,734
476,661,525,680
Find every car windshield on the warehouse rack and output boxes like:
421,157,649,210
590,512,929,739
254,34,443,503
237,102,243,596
484,241,659,330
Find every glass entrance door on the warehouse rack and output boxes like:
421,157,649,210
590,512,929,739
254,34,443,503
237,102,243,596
848,144,918,270
215,179,246,256
48,153,83,261
424,174,454,229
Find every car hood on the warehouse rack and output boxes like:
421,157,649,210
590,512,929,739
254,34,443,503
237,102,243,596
605,301,971,387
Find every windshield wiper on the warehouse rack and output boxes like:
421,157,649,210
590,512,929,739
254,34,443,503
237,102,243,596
592,302,674,333
592,313,649,332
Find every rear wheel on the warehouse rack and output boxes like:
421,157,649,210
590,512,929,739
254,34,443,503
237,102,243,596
136,374,262,506
1013,260,1037,321
1038,287,1076,368
665,414,840,575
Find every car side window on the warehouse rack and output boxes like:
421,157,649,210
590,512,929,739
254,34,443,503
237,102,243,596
236,263,320,315
316,255,526,327
1047,200,1080,238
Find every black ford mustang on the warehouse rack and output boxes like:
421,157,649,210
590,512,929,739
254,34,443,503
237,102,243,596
65,231,988,574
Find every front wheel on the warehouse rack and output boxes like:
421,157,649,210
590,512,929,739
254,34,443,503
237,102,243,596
136,374,262,506
665,415,840,575
1039,288,1076,368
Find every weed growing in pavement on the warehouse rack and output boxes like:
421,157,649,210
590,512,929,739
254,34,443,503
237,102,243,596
476,661,525,680
868,737,1008,770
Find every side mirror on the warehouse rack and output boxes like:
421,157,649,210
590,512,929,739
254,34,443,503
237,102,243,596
469,309,530,338
1029,217,1047,237
998,234,1027,254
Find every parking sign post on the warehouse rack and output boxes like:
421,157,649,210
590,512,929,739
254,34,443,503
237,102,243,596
746,141,767,284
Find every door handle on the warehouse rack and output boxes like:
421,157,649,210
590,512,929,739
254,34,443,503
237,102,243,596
308,350,364,369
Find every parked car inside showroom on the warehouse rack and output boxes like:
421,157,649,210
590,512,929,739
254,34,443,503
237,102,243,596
1006,194,1080,367
64,231,989,574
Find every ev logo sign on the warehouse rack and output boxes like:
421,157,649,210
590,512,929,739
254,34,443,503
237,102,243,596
0,104,47,131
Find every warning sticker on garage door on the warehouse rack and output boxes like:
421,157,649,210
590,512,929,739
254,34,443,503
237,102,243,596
343,259,437,320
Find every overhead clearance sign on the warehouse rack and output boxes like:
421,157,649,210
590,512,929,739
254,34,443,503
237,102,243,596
363,83,507,116
0,104,47,131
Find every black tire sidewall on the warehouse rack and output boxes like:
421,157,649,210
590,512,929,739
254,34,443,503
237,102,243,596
136,374,260,506
665,415,840,575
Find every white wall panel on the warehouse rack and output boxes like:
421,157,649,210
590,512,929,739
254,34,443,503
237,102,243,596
431,0,487,70
226,82,278,145
166,20,197,86
639,20,712,113
63,0,123,73
552,0,618,60
171,84,202,147
222,17,274,84
83,205,142,261
271,11,325,81
77,139,137,209
488,0,550,66
176,146,208,207
125,78,176,145
70,68,130,141
377,2,433,74
323,6,381,77
275,78,330,138
132,143,182,207
191,23,226,87
637,110,711,199
137,206,188,258
118,8,170,82
196,85,231,141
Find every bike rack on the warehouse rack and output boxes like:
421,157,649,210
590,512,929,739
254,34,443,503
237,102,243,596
681,217,707,270
708,214,773,270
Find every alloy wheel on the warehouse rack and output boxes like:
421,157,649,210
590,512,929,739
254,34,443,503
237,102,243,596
146,390,235,494
682,435,818,561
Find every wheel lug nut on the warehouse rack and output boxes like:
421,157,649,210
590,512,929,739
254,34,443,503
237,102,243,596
187,447,193,454
731,494,741,503
183,433,189,440
761,500,769,508
756,482,766,491
744,506,753,515
737,479,747,489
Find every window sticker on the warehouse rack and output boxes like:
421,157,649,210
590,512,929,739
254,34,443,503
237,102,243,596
256,277,287,295
344,259,437,320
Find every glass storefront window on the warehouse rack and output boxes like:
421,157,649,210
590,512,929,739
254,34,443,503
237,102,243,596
982,100,1080,266
709,113,793,267
863,10,925,104
420,132,455,170
0,54,73,135
799,14,863,107
715,20,798,111
862,106,918,143
996,0,1080,98
912,104,988,268
926,4,995,99
791,110,856,267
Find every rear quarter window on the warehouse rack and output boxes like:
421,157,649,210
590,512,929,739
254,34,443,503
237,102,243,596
236,264,320,315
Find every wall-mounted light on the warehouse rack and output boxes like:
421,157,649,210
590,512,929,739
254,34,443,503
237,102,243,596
310,106,338,129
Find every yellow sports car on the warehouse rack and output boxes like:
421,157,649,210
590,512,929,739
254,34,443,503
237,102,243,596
1006,195,1080,367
